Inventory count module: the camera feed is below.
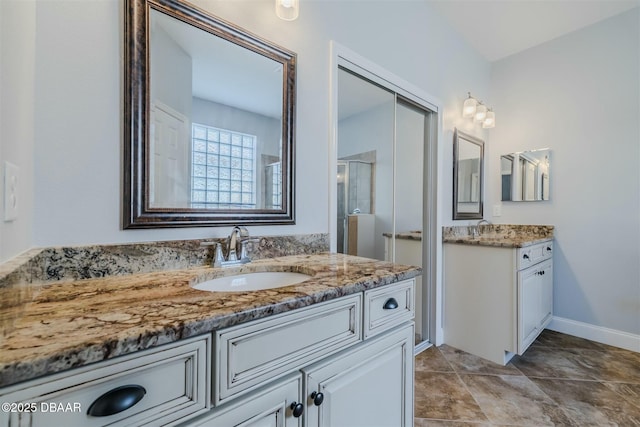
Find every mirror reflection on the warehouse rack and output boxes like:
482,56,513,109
453,129,484,219
337,68,394,260
123,0,296,228
501,148,550,201
149,9,283,210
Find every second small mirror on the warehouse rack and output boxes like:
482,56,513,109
501,148,550,201
453,129,484,220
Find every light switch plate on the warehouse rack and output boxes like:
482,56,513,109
492,203,502,217
4,161,19,222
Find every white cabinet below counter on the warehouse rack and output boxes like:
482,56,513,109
0,335,210,427
188,278,415,427
1,278,416,427
444,240,553,365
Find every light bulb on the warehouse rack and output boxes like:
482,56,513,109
276,0,299,20
474,104,487,122
482,110,495,128
462,95,477,118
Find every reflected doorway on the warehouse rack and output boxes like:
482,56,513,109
335,65,436,351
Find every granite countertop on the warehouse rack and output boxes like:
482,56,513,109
442,224,554,248
0,253,421,388
442,235,552,248
382,231,422,241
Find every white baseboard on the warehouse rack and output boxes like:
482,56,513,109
548,316,640,353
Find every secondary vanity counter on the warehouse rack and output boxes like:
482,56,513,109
0,253,421,388
443,224,554,247
443,224,554,365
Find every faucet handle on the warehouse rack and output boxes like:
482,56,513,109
213,243,225,267
239,238,261,262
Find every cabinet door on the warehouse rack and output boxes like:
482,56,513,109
303,324,413,427
518,259,553,354
184,374,303,427
519,266,541,353
539,260,553,328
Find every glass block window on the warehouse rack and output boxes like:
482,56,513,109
191,124,256,209
270,162,282,209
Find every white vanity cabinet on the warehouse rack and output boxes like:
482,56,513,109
303,324,414,427
1,279,415,427
187,278,415,427
0,335,210,427
519,258,553,352
184,373,304,427
444,241,553,365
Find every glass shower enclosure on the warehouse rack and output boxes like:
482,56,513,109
336,160,373,255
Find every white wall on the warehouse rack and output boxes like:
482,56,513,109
25,0,489,250
489,9,640,336
0,0,36,263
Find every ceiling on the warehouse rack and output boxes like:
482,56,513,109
430,0,640,62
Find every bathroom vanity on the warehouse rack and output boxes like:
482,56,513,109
0,253,419,426
443,225,554,365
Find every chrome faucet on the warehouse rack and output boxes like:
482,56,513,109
201,226,259,267
226,226,250,263
473,219,491,237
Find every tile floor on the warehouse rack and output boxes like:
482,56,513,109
414,330,640,426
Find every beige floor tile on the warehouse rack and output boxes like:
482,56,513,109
416,332,640,426
532,377,640,426
511,346,599,380
414,371,488,423
459,374,575,426
415,346,453,372
438,345,523,376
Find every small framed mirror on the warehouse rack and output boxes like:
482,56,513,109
501,148,550,201
453,129,484,220
123,0,296,228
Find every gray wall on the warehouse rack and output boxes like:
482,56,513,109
24,0,488,248
151,25,192,119
488,9,640,336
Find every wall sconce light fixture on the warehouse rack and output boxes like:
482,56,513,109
276,0,299,21
463,92,495,129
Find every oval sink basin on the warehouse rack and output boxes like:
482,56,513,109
192,271,311,292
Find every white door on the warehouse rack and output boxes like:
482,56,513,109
303,325,413,427
518,258,554,354
539,260,553,327
150,102,190,208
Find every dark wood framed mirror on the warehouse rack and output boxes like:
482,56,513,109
453,129,484,220
123,0,296,228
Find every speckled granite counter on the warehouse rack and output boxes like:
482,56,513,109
0,253,420,388
443,224,554,248
382,231,422,241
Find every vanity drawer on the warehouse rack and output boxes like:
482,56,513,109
364,279,415,338
215,294,362,404
0,335,210,427
517,240,553,270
